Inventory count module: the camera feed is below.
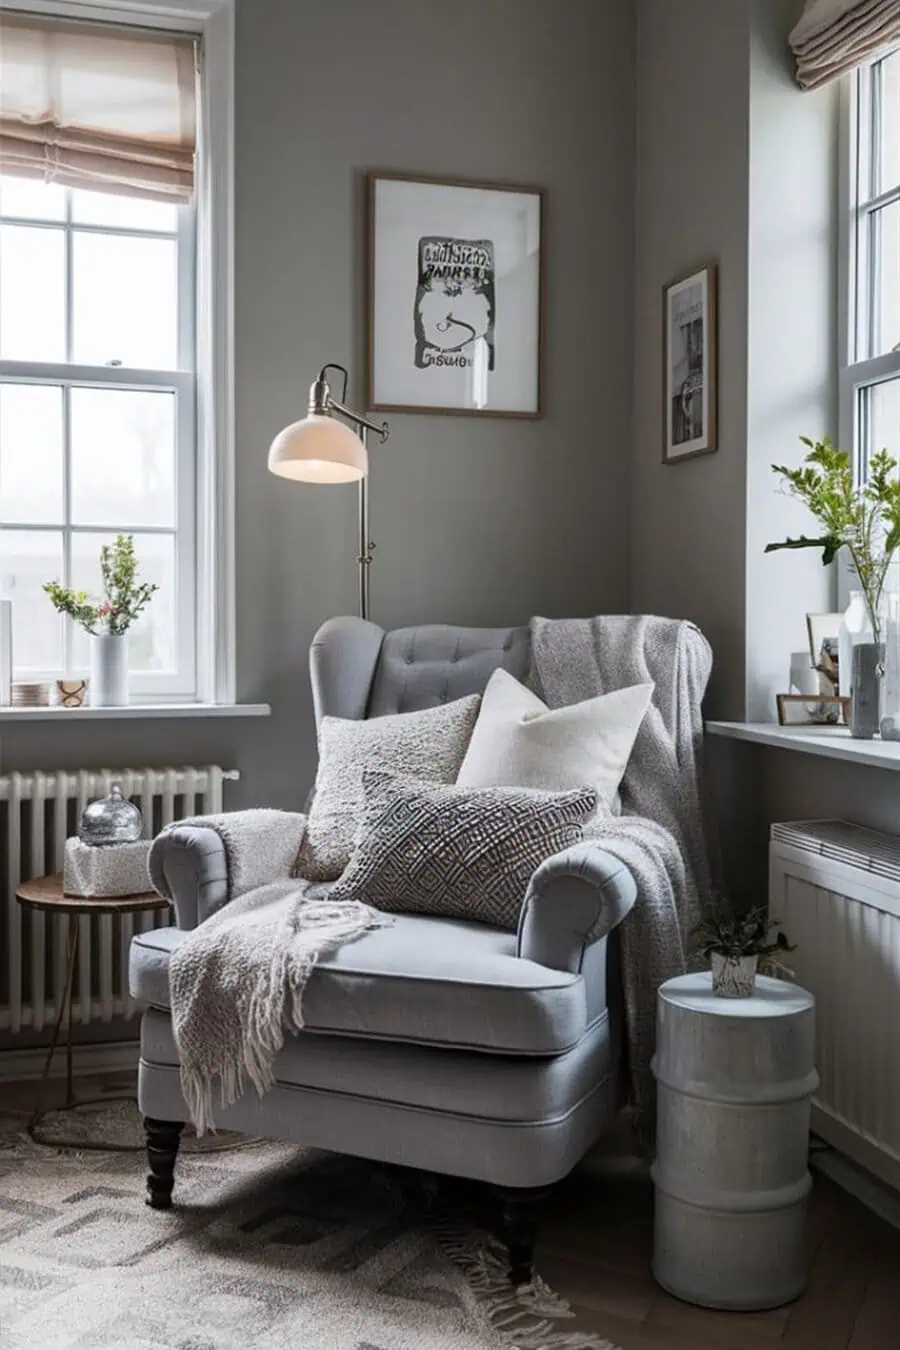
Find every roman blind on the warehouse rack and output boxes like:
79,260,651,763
0,14,197,201
790,0,900,90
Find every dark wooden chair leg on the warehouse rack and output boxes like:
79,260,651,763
144,1117,184,1210
495,1185,550,1285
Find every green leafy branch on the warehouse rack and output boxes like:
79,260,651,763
43,534,159,637
765,437,900,640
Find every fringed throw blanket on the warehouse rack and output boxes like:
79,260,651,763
169,878,390,1133
530,614,712,1125
157,810,389,1133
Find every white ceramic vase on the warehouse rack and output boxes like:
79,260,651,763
90,633,129,707
711,952,758,998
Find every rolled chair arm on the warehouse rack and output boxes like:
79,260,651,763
517,843,637,972
149,825,230,930
149,826,230,934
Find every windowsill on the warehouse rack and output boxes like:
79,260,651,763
0,702,271,723
707,721,900,770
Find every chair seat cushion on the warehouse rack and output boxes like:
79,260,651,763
130,913,587,1056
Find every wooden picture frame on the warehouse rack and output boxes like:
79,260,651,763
366,171,546,418
776,693,850,727
662,262,718,463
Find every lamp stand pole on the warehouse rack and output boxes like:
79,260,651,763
357,426,373,622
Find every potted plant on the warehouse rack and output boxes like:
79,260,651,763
766,437,900,737
693,899,795,998
44,534,159,708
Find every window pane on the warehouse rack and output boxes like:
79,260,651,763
869,200,900,358
71,189,178,234
71,531,175,673
868,377,900,460
71,387,176,527
876,51,900,196
72,232,178,368
0,529,64,674
0,176,66,222
0,225,66,361
0,385,64,524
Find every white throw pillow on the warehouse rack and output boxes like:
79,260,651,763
455,668,653,813
298,693,481,881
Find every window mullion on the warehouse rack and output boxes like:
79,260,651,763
62,383,73,673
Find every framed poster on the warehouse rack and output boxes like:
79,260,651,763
663,263,717,463
367,172,545,417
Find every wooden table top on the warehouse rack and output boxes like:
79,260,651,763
15,874,168,915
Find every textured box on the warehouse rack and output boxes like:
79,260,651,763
63,837,153,898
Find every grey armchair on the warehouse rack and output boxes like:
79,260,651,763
131,617,637,1282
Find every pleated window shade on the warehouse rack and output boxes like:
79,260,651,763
790,0,900,90
0,15,197,202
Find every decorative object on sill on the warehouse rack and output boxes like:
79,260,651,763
268,364,389,621
43,533,159,708
838,591,871,697
663,262,718,463
880,586,900,740
693,898,795,999
805,612,842,695
63,836,152,898
367,173,544,417
652,972,817,1310
10,681,50,708
849,639,885,739
789,649,819,696
78,782,143,847
54,677,88,708
767,437,900,739
776,693,849,727
0,599,11,704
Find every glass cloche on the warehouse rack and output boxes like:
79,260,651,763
78,783,143,847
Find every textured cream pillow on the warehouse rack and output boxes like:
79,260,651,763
298,694,481,881
456,668,653,813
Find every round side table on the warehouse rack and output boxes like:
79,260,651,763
15,874,168,1147
651,972,818,1311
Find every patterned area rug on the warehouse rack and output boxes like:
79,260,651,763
0,1101,622,1350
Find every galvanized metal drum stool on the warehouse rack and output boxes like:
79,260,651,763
651,972,817,1310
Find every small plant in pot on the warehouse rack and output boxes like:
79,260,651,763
693,899,796,998
43,534,158,708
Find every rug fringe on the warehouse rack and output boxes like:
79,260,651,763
426,1210,622,1350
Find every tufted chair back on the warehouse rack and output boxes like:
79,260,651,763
309,616,530,727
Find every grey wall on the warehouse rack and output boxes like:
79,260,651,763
0,0,636,812
745,0,839,721
632,0,751,720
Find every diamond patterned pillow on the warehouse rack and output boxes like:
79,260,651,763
327,769,597,930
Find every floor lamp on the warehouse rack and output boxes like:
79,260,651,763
268,364,390,621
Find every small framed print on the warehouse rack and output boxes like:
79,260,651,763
663,263,718,463
366,172,545,417
777,694,850,727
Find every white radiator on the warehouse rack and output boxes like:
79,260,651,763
1,766,236,1033
770,820,900,1192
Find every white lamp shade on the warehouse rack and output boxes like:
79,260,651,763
268,414,368,484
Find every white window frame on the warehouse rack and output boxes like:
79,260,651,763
0,194,198,698
1,0,235,705
838,51,900,605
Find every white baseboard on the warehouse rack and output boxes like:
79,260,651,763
811,1139,900,1234
0,1040,139,1083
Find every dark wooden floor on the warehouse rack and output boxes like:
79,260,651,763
536,1165,900,1350
4,1074,900,1349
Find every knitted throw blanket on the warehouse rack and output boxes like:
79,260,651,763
160,811,390,1133
169,878,390,1133
529,614,712,1124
